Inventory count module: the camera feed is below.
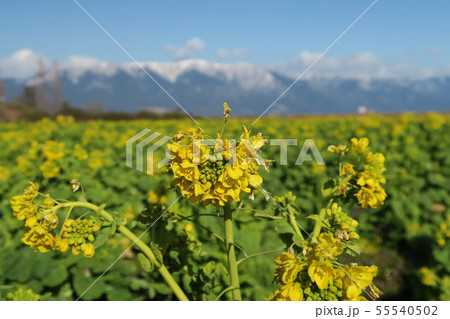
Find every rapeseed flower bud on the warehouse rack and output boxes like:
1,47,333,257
327,144,349,156
223,102,231,119
60,218,100,257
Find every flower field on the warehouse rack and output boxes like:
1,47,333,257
0,112,449,301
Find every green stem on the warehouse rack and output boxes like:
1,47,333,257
54,202,189,301
223,204,242,301
289,216,304,240
311,208,327,241
311,198,334,242
236,249,284,265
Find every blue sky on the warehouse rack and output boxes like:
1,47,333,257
1,0,449,78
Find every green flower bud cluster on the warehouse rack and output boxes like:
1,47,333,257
62,218,100,257
302,279,343,301
326,203,359,241
200,160,226,183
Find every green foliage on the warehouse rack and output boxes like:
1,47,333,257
0,113,449,300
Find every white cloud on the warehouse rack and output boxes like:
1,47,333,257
216,49,228,60
0,49,119,82
216,48,248,60
288,51,381,78
165,37,205,60
0,49,46,79
275,50,449,80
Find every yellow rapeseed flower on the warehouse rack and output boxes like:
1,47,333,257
21,225,55,253
82,243,96,258
11,196,37,220
342,265,378,299
55,238,70,253
267,282,303,301
148,190,167,203
43,141,65,161
40,160,61,178
341,163,356,176
314,233,344,258
308,260,335,290
419,267,436,286
0,166,10,180
274,252,303,285
351,137,369,154
365,152,386,175
355,187,377,208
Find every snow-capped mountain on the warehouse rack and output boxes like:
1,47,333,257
3,59,450,115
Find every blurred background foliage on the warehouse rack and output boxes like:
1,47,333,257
0,112,449,300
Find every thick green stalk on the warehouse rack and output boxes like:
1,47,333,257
223,204,242,301
289,216,304,240
311,198,334,241
55,202,189,301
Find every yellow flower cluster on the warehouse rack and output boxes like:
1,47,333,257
328,144,349,156
40,141,65,178
6,287,40,301
11,182,100,257
168,126,268,208
11,183,56,253
268,234,380,301
330,137,387,209
419,267,437,286
355,151,387,208
436,216,450,247
0,165,10,180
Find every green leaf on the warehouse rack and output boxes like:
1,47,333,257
344,242,361,256
94,226,112,249
137,253,154,272
96,204,106,217
321,178,337,197
72,268,106,300
253,212,284,220
150,242,163,267
286,203,301,216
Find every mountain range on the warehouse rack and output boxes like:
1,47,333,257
3,59,450,116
